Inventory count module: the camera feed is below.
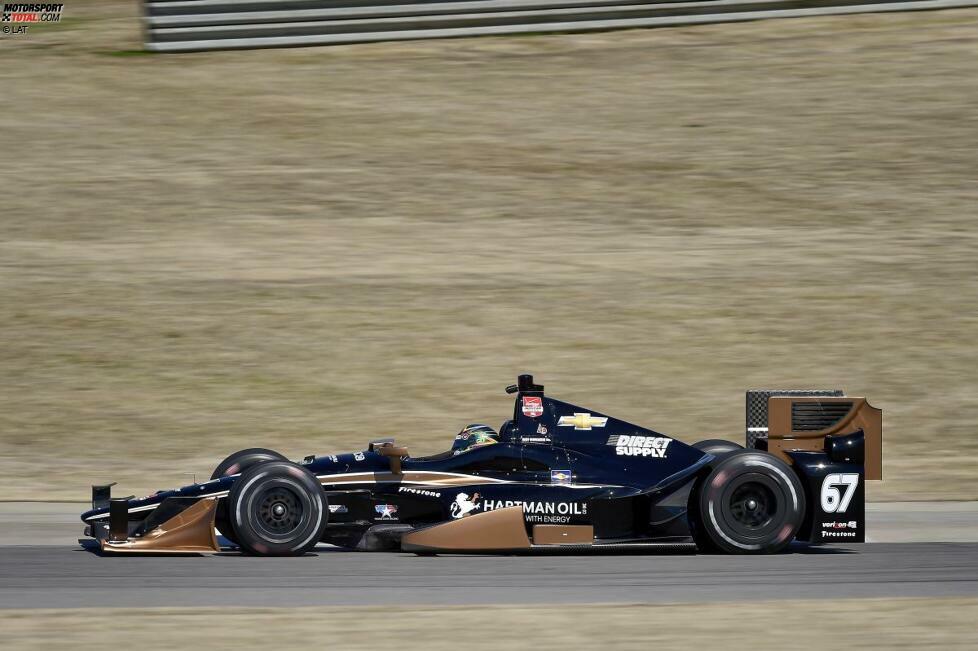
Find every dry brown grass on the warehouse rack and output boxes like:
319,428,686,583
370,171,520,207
1,3,976,501
2,599,977,650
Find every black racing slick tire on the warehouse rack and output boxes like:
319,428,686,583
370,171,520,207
692,439,744,458
227,461,328,556
690,451,805,555
211,448,288,481
211,448,288,546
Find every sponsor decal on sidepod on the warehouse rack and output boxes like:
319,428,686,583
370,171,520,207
399,486,441,498
450,492,481,518
451,492,586,524
374,504,398,520
606,434,671,458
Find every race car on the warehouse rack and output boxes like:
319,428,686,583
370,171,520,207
80,374,881,556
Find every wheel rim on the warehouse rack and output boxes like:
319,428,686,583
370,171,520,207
253,487,303,538
715,471,788,543
728,482,775,529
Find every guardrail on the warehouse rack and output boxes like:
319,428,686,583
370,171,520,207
142,0,977,52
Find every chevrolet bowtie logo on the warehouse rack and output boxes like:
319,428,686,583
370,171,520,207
557,413,608,430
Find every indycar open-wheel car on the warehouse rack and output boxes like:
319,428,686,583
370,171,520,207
82,374,881,556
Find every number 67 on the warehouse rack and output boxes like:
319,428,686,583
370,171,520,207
820,473,859,513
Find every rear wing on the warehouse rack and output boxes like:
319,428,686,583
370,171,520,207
746,390,882,480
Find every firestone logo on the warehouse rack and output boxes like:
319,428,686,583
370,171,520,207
821,520,859,538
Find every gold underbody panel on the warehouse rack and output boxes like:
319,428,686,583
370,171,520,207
532,524,594,545
401,506,531,552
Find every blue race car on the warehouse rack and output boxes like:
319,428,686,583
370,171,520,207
81,374,881,556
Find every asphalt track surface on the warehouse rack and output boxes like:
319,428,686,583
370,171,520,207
0,543,976,609
1,502,976,609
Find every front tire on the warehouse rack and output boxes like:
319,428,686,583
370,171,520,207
211,448,288,545
211,448,288,480
690,451,804,554
227,461,328,556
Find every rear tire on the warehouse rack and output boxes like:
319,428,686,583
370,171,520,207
211,448,288,546
227,461,328,556
691,451,804,554
692,439,744,458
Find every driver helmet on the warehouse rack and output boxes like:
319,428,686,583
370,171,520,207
451,424,499,455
